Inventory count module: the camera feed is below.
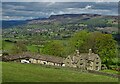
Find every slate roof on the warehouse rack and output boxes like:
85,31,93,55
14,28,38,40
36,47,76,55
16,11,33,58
2,52,33,61
31,54,64,64
2,52,64,64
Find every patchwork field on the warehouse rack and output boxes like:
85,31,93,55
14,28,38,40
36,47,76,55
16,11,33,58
2,62,118,82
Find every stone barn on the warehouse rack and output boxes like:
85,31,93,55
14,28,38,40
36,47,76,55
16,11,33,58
29,54,65,66
2,52,32,62
2,52,65,67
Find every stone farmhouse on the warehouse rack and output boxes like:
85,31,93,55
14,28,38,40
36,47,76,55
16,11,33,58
64,49,101,71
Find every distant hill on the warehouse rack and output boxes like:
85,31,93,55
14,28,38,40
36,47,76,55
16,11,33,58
1,14,102,27
28,14,117,25
2,14,117,29
2,20,28,28
49,14,102,19
2,17,49,29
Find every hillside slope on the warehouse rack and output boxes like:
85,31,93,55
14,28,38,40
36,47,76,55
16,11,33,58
2,62,118,82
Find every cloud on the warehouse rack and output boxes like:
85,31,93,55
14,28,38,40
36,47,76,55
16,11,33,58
2,2,118,20
45,7,114,17
3,4,25,9
46,2,56,6
2,15,37,20
85,5,92,9
2,0,120,2
53,5,118,16
2,16,25,20
96,0,104,2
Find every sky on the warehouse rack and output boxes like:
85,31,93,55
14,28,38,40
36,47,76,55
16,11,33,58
1,2,119,20
2,0,120,2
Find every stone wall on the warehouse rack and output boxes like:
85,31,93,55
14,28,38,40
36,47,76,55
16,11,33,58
88,70,120,78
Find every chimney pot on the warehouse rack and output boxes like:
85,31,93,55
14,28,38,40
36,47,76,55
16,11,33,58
76,50,80,56
88,49,92,55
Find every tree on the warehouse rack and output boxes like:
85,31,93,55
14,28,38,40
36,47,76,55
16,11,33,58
11,41,27,54
41,40,65,57
95,34,117,66
69,30,89,52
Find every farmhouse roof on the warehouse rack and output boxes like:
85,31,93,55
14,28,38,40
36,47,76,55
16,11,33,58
31,54,64,64
2,52,64,64
2,52,33,61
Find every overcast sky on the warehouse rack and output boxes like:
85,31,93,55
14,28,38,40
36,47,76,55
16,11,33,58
2,2,118,20
2,0,119,2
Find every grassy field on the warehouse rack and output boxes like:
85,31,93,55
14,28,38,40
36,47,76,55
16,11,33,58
0,62,2,83
2,40,39,53
2,62,118,82
100,69,119,75
27,45,39,52
2,41,14,52
0,38,2,50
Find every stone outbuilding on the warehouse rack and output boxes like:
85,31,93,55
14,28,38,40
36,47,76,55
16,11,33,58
2,52,65,67
29,54,65,66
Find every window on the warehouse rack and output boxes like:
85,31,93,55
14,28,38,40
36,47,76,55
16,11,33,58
26,59,29,61
91,66,93,69
43,62,46,65
80,63,83,65
96,66,99,70
96,62,99,64
67,62,69,64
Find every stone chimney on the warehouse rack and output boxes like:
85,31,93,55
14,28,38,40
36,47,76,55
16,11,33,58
88,49,92,55
76,50,80,56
